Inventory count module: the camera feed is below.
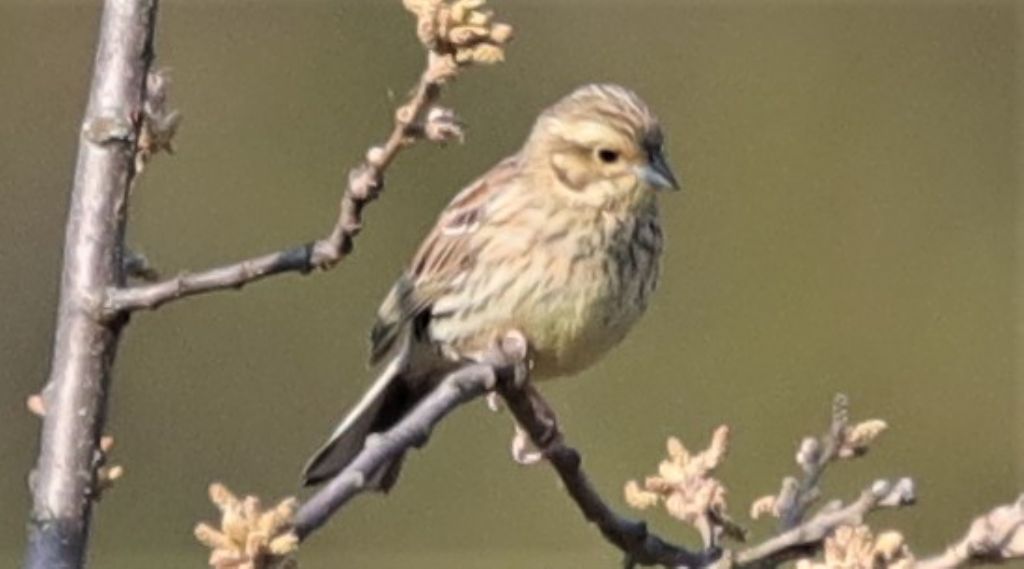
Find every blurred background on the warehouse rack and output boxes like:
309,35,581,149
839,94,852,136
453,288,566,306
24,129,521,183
1,0,1021,567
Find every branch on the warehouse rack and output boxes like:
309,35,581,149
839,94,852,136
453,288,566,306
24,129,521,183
24,1,158,569
916,496,1024,569
292,362,501,539
494,356,717,568
104,0,513,315
778,394,851,530
271,331,713,569
734,478,916,569
103,56,443,314
192,363,502,566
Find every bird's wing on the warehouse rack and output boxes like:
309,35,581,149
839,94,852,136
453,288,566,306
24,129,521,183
369,155,521,365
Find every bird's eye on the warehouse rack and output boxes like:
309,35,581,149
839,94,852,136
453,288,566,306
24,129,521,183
596,148,620,164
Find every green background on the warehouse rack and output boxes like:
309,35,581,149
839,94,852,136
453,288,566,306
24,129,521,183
1,1,1021,567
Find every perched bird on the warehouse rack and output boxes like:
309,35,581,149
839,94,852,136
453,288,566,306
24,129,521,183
303,83,679,489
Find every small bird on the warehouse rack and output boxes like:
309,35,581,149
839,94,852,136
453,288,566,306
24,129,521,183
303,84,679,489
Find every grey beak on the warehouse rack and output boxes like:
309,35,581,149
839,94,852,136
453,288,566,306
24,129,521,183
643,150,680,191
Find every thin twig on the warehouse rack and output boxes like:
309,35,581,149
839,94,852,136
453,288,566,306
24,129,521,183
734,478,916,569
103,53,450,315
916,496,1024,569
778,394,850,530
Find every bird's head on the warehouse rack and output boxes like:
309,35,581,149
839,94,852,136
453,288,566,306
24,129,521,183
524,84,679,209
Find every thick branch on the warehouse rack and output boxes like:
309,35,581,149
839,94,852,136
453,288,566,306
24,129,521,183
104,54,448,315
734,478,916,569
24,1,158,568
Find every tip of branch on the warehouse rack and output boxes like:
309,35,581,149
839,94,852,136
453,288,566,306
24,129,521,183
404,0,514,67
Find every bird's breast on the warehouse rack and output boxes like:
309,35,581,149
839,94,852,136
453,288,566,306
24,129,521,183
428,201,663,379
510,206,663,378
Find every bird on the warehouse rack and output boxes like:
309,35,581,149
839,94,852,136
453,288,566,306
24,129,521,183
302,83,679,489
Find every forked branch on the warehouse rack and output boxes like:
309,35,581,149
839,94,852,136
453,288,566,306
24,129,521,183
735,479,917,568
196,356,1024,569
199,334,713,569
104,53,447,314
104,0,512,315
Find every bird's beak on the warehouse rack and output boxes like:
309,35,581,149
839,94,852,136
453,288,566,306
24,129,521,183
640,149,680,191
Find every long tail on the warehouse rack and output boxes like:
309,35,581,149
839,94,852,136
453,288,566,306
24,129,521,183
301,357,427,491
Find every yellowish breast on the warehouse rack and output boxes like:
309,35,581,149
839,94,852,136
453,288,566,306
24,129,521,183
429,196,662,379
515,208,662,378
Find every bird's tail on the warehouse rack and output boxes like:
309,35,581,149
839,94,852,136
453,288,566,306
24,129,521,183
301,356,426,491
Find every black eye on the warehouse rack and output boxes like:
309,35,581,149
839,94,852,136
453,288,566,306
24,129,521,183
597,148,620,164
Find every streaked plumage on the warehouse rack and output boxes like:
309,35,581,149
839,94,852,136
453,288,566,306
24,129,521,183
303,84,679,488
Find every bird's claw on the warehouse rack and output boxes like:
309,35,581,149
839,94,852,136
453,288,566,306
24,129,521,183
511,423,544,465
497,329,531,388
486,392,504,413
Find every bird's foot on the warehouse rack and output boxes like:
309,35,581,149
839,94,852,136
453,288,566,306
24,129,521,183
485,392,504,413
511,423,543,465
497,329,531,388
